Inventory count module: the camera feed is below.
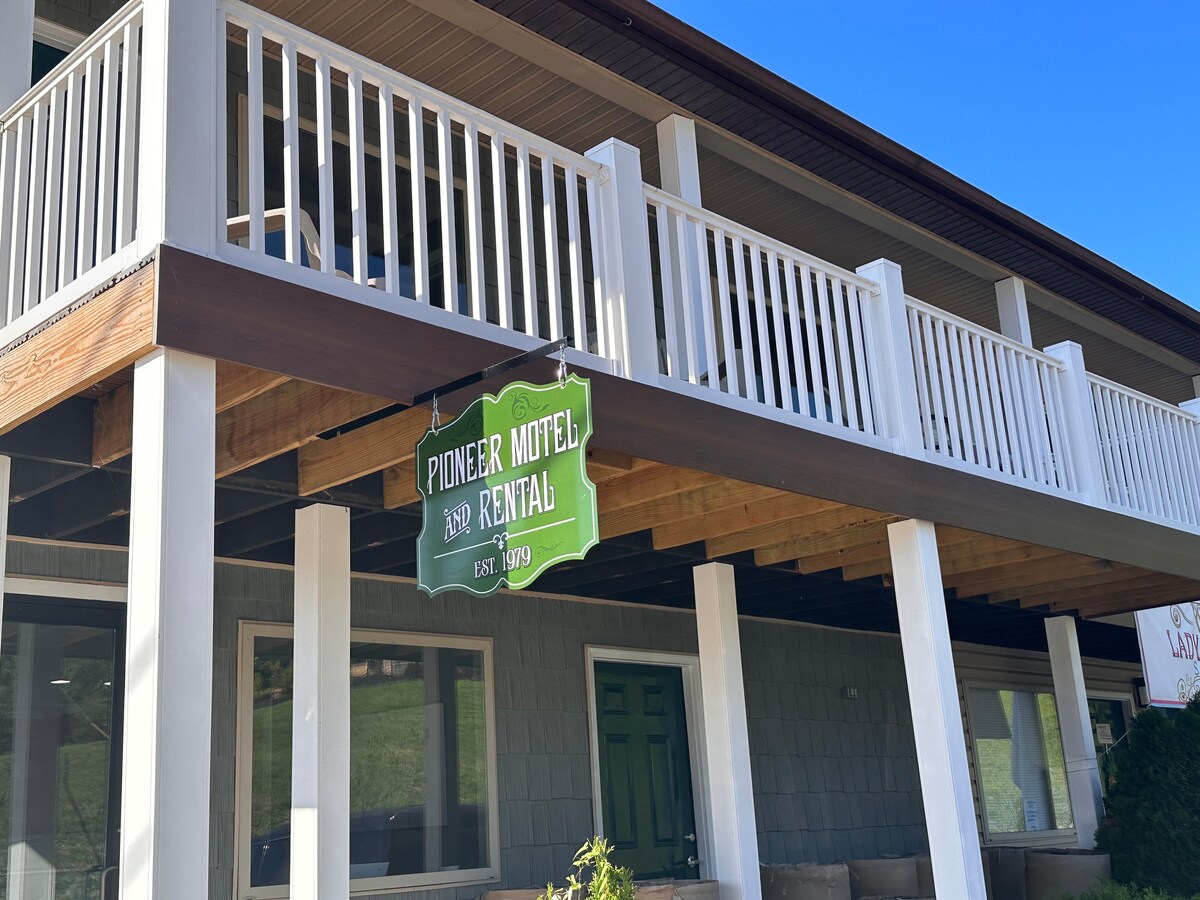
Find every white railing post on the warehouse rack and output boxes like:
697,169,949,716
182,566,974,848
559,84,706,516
0,0,35,109
856,259,925,455
994,276,1033,346
657,114,702,205
585,138,659,381
137,0,219,255
1043,341,1104,502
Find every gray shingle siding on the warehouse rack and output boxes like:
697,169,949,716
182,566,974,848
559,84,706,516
4,541,928,898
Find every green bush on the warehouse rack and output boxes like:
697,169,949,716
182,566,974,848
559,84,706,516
1094,696,1200,895
1076,880,1200,900
543,838,635,900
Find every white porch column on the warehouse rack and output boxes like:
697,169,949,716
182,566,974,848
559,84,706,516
887,519,987,900
137,0,220,254
291,503,351,900
656,114,701,205
995,276,1033,346
120,348,216,900
693,562,760,900
1043,340,1105,503
1045,616,1104,848
0,0,35,109
585,138,658,382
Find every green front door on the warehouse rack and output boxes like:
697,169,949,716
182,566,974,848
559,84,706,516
593,662,697,879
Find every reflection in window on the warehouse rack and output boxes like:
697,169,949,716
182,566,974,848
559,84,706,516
244,630,492,891
969,687,1073,837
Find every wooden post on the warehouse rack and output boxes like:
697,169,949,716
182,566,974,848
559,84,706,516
290,503,351,900
1045,616,1104,848
856,259,925,455
137,0,219,254
1043,341,1104,502
585,138,658,382
995,276,1033,346
693,562,761,900
887,519,987,900
119,348,216,900
0,0,34,109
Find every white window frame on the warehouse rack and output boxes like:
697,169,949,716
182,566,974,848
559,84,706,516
584,645,713,881
1086,689,1135,747
234,621,501,899
963,679,1078,847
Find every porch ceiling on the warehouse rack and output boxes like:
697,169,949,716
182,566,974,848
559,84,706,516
0,352,1173,664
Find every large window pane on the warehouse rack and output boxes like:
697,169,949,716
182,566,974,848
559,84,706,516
969,686,1073,836
245,630,492,891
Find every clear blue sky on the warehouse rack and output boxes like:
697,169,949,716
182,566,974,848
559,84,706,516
654,0,1200,307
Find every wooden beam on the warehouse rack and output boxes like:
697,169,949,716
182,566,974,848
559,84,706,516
599,480,778,542
1070,579,1200,617
835,533,1030,581
297,406,430,496
711,507,895,561
216,381,392,478
0,263,155,435
653,493,842,550
382,460,418,509
754,518,898,567
842,541,1063,583
597,465,718,513
92,361,292,466
950,558,1121,599
586,447,636,475
999,568,1170,606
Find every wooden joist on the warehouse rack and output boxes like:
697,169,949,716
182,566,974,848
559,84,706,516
216,381,392,478
652,493,842,551
92,361,290,466
297,406,432,496
600,480,780,542
754,518,898,567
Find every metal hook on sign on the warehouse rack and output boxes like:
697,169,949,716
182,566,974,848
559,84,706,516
558,342,568,386
431,394,442,432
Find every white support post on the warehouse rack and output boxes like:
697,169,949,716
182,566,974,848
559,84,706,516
887,519,987,900
120,348,216,900
137,0,220,254
585,138,659,382
693,562,760,900
0,0,35,109
1045,616,1104,848
1043,341,1105,502
995,276,1033,346
291,503,351,900
656,114,702,205
1183,398,1200,418
1191,375,1200,399
856,259,925,455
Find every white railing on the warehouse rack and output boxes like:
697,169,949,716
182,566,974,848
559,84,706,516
0,0,143,329
644,186,883,440
1088,373,1200,527
219,0,608,357
905,297,1077,493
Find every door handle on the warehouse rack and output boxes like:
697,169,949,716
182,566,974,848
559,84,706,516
687,856,700,868
684,832,696,842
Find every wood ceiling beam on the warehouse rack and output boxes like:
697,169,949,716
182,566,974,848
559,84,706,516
599,480,779,542
0,264,156,436
950,558,1123,599
754,518,898,567
216,381,392,479
597,465,718,512
297,406,432,496
652,493,843,551
1017,572,1178,610
93,361,291,466
706,506,893,560
1070,580,1200,618
998,568,1170,606
836,533,1035,581
840,541,1063,583
796,525,990,575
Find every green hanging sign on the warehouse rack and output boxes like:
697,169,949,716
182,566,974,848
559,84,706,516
415,375,598,597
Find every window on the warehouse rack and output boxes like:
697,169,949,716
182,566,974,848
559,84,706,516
32,19,86,86
967,686,1074,839
236,623,499,898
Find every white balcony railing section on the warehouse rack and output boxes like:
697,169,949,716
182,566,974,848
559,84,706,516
905,297,1077,494
645,186,883,441
219,0,609,358
0,1,143,329
1088,373,1200,527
